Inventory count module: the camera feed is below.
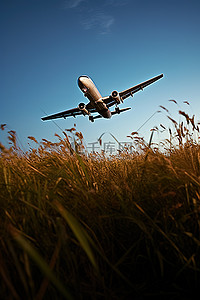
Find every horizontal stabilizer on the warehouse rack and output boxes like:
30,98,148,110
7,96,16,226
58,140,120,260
111,107,131,116
93,115,103,120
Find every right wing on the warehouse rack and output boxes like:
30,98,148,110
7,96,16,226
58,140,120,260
41,103,97,121
41,108,82,121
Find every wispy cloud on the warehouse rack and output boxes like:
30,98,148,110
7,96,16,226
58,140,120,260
82,13,114,34
64,0,86,9
105,0,130,7
65,0,129,9
64,0,129,34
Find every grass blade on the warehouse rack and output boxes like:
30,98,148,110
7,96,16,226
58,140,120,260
54,200,98,272
11,227,74,300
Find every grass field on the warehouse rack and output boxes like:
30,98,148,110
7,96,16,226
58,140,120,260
1,111,200,299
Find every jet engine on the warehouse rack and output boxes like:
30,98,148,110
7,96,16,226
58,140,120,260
78,103,86,110
111,90,122,104
78,103,89,115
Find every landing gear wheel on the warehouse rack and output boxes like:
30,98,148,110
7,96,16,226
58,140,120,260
115,107,120,114
89,115,94,122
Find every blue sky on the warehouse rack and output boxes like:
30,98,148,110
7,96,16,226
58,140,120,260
1,0,200,150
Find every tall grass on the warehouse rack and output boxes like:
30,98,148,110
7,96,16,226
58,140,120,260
1,110,200,299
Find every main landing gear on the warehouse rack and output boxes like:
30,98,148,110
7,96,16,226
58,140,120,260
89,115,94,122
115,106,120,114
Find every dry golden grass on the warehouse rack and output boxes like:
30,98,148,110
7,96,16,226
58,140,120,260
1,111,200,299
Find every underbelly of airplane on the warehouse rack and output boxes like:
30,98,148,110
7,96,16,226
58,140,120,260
87,94,111,118
93,100,111,118
99,108,111,118
94,99,107,110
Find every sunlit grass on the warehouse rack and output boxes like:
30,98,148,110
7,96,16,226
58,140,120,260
1,109,200,299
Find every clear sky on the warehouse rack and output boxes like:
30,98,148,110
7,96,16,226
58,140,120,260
1,0,200,150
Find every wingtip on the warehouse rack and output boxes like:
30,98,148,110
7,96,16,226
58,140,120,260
41,117,47,121
156,73,164,80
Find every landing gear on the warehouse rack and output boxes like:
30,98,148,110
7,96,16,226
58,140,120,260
115,107,120,114
89,115,94,122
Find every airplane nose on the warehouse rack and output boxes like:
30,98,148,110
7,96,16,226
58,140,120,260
78,76,83,89
78,75,89,83
78,76,89,91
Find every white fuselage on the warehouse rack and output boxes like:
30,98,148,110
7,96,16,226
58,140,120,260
78,76,111,118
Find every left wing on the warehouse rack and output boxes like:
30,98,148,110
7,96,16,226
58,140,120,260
103,74,163,107
119,74,163,100
41,103,97,121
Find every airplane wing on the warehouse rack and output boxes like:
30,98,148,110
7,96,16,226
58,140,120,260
103,74,163,106
41,103,97,121
119,74,163,100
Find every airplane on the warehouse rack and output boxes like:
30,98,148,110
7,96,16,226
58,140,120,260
41,74,163,122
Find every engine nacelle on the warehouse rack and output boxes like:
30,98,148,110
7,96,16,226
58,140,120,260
78,102,89,115
111,90,121,104
78,102,86,110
